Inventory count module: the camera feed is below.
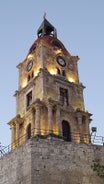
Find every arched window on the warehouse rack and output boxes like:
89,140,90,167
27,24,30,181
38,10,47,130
27,124,31,139
62,120,71,141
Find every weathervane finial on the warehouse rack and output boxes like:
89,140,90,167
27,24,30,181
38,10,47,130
43,12,46,19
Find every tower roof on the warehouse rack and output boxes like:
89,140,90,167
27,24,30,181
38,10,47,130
37,18,57,38
28,18,71,56
29,35,71,56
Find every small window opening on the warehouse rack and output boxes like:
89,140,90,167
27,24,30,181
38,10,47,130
27,91,32,107
57,68,60,75
27,71,34,82
62,70,66,77
28,75,31,81
31,71,34,78
60,88,68,106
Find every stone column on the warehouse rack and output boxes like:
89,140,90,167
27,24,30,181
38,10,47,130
16,122,19,146
35,103,41,135
48,101,53,134
77,113,83,142
85,116,90,143
31,108,35,137
56,104,61,136
11,124,15,149
16,115,22,146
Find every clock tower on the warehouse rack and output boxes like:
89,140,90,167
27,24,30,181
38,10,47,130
8,18,92,149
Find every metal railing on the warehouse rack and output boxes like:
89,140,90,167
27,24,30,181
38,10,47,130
0,129,104,158
0,144,11,157
91,134,104,145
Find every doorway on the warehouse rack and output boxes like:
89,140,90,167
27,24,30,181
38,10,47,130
62,120,71,141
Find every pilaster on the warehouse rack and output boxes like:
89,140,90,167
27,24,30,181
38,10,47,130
31,108,35,136
56,104,61,136
47,99,53,134
35,100,41,135
11,123,16,149
76,112,83,142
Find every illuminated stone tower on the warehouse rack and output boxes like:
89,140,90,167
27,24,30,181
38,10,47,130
8,18,92,148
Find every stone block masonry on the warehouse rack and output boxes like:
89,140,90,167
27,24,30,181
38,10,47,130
0,137,104,184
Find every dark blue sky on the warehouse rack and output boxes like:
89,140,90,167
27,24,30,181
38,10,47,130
0,1,104,146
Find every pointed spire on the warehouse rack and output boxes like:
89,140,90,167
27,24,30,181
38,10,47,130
43,12,46,20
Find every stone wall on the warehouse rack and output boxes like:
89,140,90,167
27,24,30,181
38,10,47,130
0,141,32,184
0,137,104,184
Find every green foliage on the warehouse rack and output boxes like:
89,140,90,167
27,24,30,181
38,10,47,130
91,159,104,178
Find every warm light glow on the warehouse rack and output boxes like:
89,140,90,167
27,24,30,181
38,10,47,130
47,66,57,75
68,77,75,83
75,138,80,143
12,143,16,150
41,129,49,135
83,136,89,144
27,54,33,59
49,69,57,75
67,73,76,83
41,131,45,135
54,49,62,55
53,129,58,135
34,69,39,77
19,138,25,145
53,125,58,135
73,133,80,143
69,77,75,83
22,79,27,88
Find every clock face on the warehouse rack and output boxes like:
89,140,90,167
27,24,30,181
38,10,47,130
26,60,33,71
57,56,66,67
